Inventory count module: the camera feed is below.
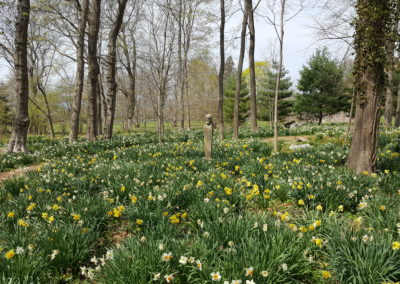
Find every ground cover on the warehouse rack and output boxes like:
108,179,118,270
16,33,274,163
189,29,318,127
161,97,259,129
0,125,399,283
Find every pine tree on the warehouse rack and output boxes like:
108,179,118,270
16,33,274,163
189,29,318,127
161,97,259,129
294,48,349,124
224,75,249,124
258,61,293,121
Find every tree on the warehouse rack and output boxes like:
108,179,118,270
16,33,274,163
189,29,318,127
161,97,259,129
258,61,293,121
233,0,250,139
347,0,389,174
224,74,249,124
248,0,257,133
294,48,349,124
7,0,30,153
86,0,101,141
69,0,90,142
218,0,225,139
103,0,128,140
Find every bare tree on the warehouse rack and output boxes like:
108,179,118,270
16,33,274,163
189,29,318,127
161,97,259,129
233,0,250,139
248,0,257,133
70,0,90,142
86,0,101,141
103,0,129,140
218,0,226,139
263,0,303,152
7,0,30,152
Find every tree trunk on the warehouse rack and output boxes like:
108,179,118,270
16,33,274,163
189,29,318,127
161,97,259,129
218,0,225,139
347,0,388,174
248,0,257,133
86,0,101,141
69,0,89,142
273,0,285,153
395,86,400,127
8,0,30,153
233,0,250,139
121,34,136,130
384,37,394,127
178,0,184,131
344,88,355,145
104,0,128,140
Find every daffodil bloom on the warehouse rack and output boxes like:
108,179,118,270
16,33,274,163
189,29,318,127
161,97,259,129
210,272,221,281
316,204,323,211
5,249,15,259
161,252,173,261
72,213,81,221
392,241,400,250
322,270,331,279
136,219,143,225
164,274,174,283
196,259,203,270
18,219,29,227
7,212,15,218
245,267,254,276
298,199,305,206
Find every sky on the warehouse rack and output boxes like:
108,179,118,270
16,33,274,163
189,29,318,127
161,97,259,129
0,1,352,86
224,1,352,84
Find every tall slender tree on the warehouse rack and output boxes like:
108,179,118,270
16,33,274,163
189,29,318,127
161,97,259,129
8,0,30,153
248,0,257,133
233,0,250,139
347,0,389,173
69,0,90,142
218,0,225,139
104,0,128,140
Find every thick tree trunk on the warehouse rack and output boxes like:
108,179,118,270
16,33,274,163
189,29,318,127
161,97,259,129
347,0,388,174
8,0,30,153
248,0,257,133
218,0,225,139
86,0,101,141
69,0,89,142
233,0,250,139
104,0,128,140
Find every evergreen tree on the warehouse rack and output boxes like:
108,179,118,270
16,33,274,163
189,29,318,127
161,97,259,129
224,74,249,124
294,48,349,124
258,61,293,121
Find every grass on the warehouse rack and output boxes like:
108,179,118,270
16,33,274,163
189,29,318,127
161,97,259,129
0,124,399,283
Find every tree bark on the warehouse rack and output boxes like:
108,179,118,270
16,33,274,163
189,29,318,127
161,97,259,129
395,86,400,127
218,0,225,139
69,0,89,142
248,0,257,133
86,0,101,141
8,0,30,153
104,0,128,140
384,36,395,127
347,0,388,174
121,32,136,130
178,0,185,131
233,0,250,139
273,0,285,153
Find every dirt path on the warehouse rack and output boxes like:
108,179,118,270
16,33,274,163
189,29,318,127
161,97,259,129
264,135,315,143
0,164,41,183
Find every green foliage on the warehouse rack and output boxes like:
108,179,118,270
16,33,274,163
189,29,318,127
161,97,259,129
223,75,250,124
0,126,399,282
294,48,350,123
257,61,294,121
